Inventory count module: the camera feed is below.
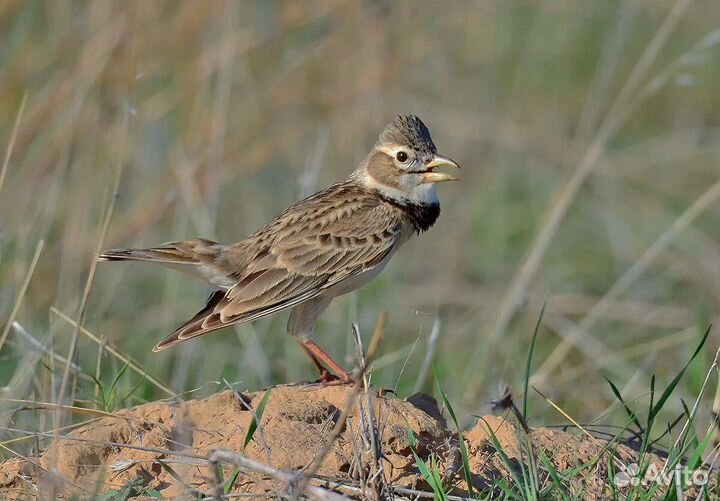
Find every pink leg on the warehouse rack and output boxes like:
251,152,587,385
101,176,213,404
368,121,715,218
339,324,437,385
300,340,352,384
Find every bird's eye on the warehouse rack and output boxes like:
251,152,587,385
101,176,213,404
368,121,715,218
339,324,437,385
396,151,409,163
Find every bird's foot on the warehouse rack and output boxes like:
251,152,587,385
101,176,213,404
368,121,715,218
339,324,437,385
314,370,354,386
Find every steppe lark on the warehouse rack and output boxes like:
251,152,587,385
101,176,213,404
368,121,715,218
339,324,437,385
100,114,459,383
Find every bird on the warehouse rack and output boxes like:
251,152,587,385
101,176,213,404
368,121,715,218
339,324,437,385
99,114,459,383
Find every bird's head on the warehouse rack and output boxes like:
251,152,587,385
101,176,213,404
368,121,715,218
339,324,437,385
355,114,459,206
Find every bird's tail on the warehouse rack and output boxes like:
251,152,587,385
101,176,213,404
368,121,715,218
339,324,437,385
98,238,225,278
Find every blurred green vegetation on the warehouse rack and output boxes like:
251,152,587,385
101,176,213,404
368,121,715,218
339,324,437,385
2,0,720,453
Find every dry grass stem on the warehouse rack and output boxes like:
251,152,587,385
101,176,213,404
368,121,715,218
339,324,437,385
49,306,176,396
0,93,27,196
208,449,351,501
0,240,44,354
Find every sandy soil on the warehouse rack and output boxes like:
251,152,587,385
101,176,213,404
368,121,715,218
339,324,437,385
1,384,668,500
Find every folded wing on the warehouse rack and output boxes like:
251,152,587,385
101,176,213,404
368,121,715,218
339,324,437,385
154,184,406,351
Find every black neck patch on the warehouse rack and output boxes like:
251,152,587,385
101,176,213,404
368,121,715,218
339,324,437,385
379,195,440,233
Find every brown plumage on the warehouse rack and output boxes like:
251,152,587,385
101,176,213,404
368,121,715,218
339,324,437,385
99,114,459,383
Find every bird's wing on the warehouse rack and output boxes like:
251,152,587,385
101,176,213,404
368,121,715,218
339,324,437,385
154,183,409,351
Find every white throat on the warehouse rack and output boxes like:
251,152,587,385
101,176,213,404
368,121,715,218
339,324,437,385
356,169,439,206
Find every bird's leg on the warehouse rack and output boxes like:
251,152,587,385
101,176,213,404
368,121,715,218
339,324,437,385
300,344,335,382
288,298,350,383
301,340,353,384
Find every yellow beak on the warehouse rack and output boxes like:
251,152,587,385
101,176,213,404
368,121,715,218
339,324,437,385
420,154,460,183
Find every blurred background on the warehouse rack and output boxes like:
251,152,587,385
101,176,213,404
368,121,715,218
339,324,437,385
2,0,720,441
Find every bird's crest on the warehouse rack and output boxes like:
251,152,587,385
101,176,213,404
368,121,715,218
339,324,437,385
377,114,437,156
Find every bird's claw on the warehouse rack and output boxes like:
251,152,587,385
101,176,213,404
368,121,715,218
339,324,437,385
314,370,354,386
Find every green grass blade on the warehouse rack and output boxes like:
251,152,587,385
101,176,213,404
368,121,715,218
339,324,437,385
524,300,546,418
91,374,108,411
406,421,448,500
604,376,643,433
244,388,271,450
118,376,147,409
225,469,241,495
649,411,684,447
108,362,130,398
477,417,524,488
157,460,185,486
685,428,714,471
430,455,449,501
436,376,475,498
413,451,444,499
539,453,568,501
647,374,656,426
406,421,417,448
650,325,710,421
107,362,131,409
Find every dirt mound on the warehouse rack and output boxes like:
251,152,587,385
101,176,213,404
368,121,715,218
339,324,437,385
1,384,665,499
